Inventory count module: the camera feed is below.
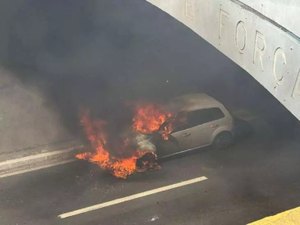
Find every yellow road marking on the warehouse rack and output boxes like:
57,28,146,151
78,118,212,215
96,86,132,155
248,207,300,225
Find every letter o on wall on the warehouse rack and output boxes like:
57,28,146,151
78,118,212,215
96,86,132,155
235,21,247,53
273,47,287,85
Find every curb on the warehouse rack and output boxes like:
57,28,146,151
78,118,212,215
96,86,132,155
248,207,300,225
0,145,84,178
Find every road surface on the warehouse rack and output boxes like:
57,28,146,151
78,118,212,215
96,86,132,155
0,119,300,225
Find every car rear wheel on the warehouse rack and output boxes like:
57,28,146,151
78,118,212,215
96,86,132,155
213,131,233,149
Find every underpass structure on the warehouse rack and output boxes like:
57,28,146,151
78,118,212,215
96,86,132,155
146,0,300,120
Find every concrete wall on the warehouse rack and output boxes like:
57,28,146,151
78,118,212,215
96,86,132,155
146,0,300,120
0,68,74,159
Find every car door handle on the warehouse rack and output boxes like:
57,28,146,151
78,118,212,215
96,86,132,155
183,133,191,137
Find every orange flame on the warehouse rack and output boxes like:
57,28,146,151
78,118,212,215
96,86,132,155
133,104,172,134
76,112,144,179
76,103,173,179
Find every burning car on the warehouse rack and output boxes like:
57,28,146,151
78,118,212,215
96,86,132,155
76,93,240,179
153,93,235,158
75,103,170,179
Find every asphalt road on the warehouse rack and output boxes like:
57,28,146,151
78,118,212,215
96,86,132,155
0,121,300,225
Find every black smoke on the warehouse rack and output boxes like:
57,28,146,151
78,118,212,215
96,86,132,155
0,0,297,142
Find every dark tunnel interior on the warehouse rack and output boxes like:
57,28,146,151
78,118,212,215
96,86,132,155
0,0,298,145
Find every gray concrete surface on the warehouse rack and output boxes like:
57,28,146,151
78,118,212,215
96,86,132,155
0,121,299,225
0,67,76,160
240,0,300,36
0,67,83,177
146,0,300,120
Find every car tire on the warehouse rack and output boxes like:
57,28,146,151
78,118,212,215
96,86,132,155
213,131,233,149
136,152,160,172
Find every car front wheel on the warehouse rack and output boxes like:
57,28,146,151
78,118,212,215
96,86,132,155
213,131,233,149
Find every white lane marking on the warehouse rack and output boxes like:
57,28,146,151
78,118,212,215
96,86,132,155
0,147,80,167
0,146,83,178
58,176,208,219
0,159,76,178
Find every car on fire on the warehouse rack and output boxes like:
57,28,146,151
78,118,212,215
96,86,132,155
76,92,251,177
155,93,235,157
136,93,251,168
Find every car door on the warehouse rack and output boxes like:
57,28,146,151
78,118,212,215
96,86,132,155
171,108,225,150
167,110,203,150
171,109,209,150
188,108,226,148
156,112,188,156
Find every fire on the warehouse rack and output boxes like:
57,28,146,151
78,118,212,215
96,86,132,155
160,121,174,140
76,112,143,179
76,103,173,179
133,104,173,135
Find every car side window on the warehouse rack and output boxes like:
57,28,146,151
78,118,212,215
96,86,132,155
170,112,189,132
187,108,224,127
170,108,225,133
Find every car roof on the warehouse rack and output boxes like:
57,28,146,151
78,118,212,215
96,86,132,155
168,93,224,112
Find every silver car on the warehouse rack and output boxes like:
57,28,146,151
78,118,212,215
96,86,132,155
155,93,234,158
